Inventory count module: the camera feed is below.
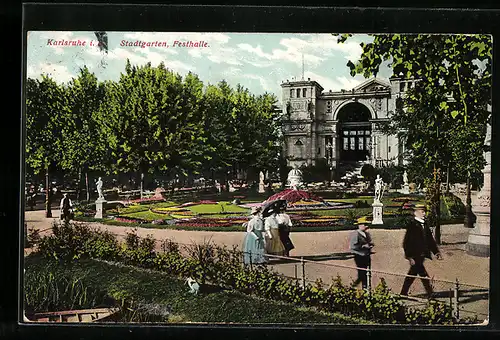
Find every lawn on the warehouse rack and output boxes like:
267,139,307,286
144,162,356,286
187,203,250,214
24,255,371,324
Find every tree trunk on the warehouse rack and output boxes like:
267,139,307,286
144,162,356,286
434,166,442,245
85,172,90,203
45,165,52,218
435,179,441,245
464,175,473,228
446,164,450,194
77,167,82,201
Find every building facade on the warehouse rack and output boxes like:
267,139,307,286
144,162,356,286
280,76,414,171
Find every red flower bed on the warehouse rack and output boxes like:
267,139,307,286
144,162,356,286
114,216,148,224
129,197,165,204
197,200,218,204
174,216,248,228
266,189,324,204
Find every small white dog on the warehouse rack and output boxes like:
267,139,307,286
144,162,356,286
186,277,200,295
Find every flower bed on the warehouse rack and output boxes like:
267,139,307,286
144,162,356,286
150,207,192,216
114,216,148,224
129,197,166,204
174,217,248,228
288,204,354,211
392,197,419,203
267,189,324,204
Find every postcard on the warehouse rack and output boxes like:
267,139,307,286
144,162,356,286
22,31,491,326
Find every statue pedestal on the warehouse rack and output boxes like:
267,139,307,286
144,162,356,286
372,201,384,225
95,198,107,219
401,184,410,195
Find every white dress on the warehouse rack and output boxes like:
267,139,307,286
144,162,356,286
264,214,285,256
242,215,267,264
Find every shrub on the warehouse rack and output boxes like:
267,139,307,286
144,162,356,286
33,223,473,325
442,193,466,218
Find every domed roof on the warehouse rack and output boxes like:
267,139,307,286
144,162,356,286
288,168,302,177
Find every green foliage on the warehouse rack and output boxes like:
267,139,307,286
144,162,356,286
338,34,491,186
31,222,471,325
442,193,466,218
24,263,110,313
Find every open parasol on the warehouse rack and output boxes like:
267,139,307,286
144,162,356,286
261,199,287,218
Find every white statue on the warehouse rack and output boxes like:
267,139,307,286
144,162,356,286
96,177,104,200
259,171,265,183
374,175,384,202
403,171,408,186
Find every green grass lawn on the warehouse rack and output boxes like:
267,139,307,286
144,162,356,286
121,210,173,221
188,203,250,214
24,255,371,324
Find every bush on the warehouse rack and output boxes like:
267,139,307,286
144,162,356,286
442,193,466,218
32,222,474,325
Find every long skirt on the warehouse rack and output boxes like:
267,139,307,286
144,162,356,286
278,225,295,253
243,231,267,264
265,228,285,256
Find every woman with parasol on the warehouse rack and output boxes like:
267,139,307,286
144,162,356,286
262,202,286,256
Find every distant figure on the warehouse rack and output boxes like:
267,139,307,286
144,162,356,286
349,217,374,289
276,205,295,257
264,209,286,256
96,177,104,200
242,206,267,264
59,193,73,222
400,204,442,298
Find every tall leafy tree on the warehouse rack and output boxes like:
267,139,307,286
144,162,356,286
62,66,108,201
338,33,491,243
109,60,208,196
25,76,70,217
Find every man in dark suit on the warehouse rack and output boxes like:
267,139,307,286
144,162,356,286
400,204,442,298
350,216,375,289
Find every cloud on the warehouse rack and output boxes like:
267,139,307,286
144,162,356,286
236,34,363,70
244,74,272,91
304,71,363,92
27,63,75,83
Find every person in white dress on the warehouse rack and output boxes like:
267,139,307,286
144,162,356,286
242,206,267,264
264,209,285,256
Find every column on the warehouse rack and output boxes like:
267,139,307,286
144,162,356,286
466,121,491,257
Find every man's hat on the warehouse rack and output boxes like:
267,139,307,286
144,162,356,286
404,203,427,211
355,216,371,225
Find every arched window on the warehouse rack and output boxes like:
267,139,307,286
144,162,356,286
290,89,293,98
303,88,307,97
296,89,300,98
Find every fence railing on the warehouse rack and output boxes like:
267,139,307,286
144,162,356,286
29,223,489,320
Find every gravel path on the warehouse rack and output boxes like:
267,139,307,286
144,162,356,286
25,209,489,321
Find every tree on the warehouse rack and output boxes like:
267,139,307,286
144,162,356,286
337,33,491,244
62,66,108,202
108,60,208,196
25,76,71,217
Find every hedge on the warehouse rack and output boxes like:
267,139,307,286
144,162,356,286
28,221,478,325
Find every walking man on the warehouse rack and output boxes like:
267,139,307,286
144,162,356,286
400,204,442,298
60,193,73,222
349,216,374,289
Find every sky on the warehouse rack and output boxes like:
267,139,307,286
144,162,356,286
26,32,394,103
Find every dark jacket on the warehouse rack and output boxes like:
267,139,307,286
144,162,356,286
402,218,439,260
350,230,374,256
